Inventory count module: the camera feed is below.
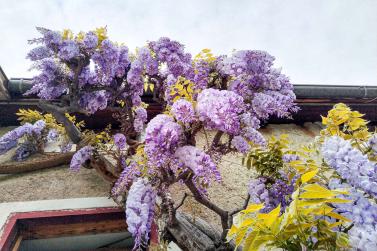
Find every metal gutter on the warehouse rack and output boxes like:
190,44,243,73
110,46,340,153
294,84,377,99
3,74,377,125
6,79,377,100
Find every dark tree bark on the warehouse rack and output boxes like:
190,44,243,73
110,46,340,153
167,212,236,251
0,152,74,174
38,101,82,144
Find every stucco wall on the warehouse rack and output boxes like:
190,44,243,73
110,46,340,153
0,123,323,225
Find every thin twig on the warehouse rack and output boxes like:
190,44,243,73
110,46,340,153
174,193,189,211
230,194,251,216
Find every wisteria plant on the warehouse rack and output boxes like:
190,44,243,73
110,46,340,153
6,26,374,250
15,26,299,250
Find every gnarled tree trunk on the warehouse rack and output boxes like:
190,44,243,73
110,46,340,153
0,152,74,174
167,212,236,251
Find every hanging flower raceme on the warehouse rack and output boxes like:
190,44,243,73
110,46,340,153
82,31,98,51
111,160,140,197
133,107,148,133
126,47,157,106
113,133,127,150
368,134,377,155
196,88,245,135
217,50,297,120
240,112,261,129
174,145,221,195
193,59,211,91
12,141,38,161
144,114,184,167
92,39,130,84
241,127,266,147
58,40,79,61
231,136,250,153
78,90,108,114
25,58,67,100
27,46,52,61
149,37,193,78
322,136,377,199
47,129,59,142
125,178,156,250
70,146,93,171
171,99,196,124
0,120,46,155
248,176,294,213
329,178,377,250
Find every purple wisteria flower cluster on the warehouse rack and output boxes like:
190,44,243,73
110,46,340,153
12,141,39,161
196,88,245,134
217,50,298,120
113,133,127,150
368,134,377,155
25,58,66,100
112,160,140,197
126,47,156,106
70,146,93,171
26,28,133,115
322,136,377,199
78,90,109,114
171,99,196,124
149,37,193,78
125,178,156,250
248,176,294,213
241,127,266,147
329,179,377,250
0,120,46,155
174,145,221,195
133,107,148,133
91,39,130,84
144,114,184,167
231,136,250,153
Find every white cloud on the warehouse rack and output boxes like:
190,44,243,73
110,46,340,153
0,0,376,85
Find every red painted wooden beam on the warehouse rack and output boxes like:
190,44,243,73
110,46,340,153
0,207,159,251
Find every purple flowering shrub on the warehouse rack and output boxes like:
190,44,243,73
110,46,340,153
26,27,377,251
26,27,300,250
0,120,50,161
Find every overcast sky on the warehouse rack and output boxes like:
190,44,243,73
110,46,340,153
0,0,376,85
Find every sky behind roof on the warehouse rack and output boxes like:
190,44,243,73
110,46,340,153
0,0,376,85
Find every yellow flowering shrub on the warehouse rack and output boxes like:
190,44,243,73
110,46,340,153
320,103,369,142
227,173,350,251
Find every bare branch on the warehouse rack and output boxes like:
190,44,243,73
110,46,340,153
90,154,119,182
174,193,189,211
211,131,224,149
38,101,82,144
230,194,251,216
184,178,230,240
